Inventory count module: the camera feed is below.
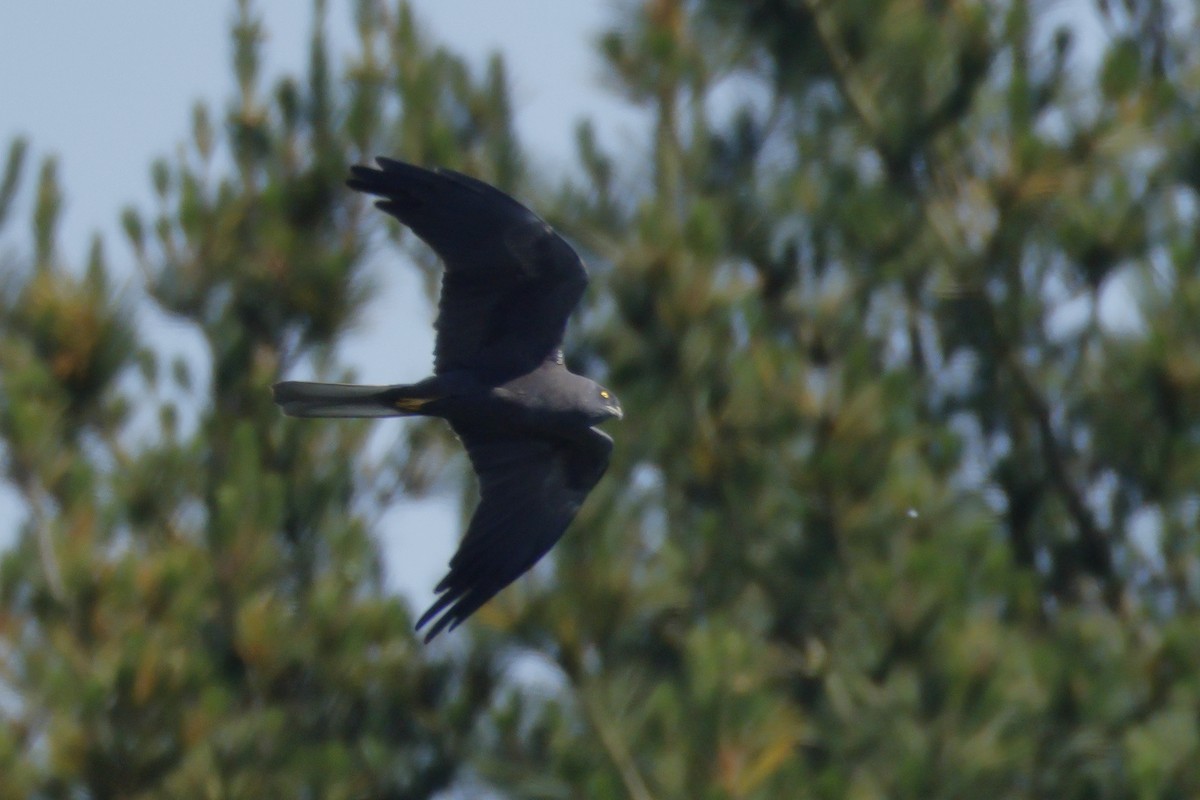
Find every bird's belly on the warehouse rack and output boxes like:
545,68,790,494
435,390,537,433
439,386,582,439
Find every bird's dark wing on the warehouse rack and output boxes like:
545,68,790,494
347,158,588,378
415,425,613,642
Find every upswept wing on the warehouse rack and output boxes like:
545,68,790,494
415,425,613,642
347,158,588,379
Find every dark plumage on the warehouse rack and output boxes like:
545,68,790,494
273,158,622,642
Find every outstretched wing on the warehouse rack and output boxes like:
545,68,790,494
347,158,588,379
416,425,613,642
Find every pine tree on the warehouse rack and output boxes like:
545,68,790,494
468,1,1200,797
0,1,523,796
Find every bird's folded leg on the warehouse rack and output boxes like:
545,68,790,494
393,396,436,412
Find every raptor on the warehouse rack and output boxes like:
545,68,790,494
273,158,622,642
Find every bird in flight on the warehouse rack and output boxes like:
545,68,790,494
273,158,622,642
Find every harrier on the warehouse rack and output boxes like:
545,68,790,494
273,158,622,642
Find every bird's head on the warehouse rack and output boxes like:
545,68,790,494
595,385,623,423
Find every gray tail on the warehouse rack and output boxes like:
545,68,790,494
272,381,420,418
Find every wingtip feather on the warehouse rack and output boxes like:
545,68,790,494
415,589,458,640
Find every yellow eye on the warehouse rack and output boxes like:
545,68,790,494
600,390,610,399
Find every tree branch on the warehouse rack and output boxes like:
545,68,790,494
561,644,657,800
581,681,657,800
1002,348,1117,597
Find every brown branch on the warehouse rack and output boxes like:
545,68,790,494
803,0,881,135
1002,349,1117,598
34,520,66,603
579,680,657,800
560,643,657,800
16,477,67,604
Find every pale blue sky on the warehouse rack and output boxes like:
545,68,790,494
0,0,644,610
0,1,639,263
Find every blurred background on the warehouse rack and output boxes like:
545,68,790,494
1,0,1199,797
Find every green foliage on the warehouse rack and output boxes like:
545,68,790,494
3,0,1200,797
473,0,1200,797
0,1,522,796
